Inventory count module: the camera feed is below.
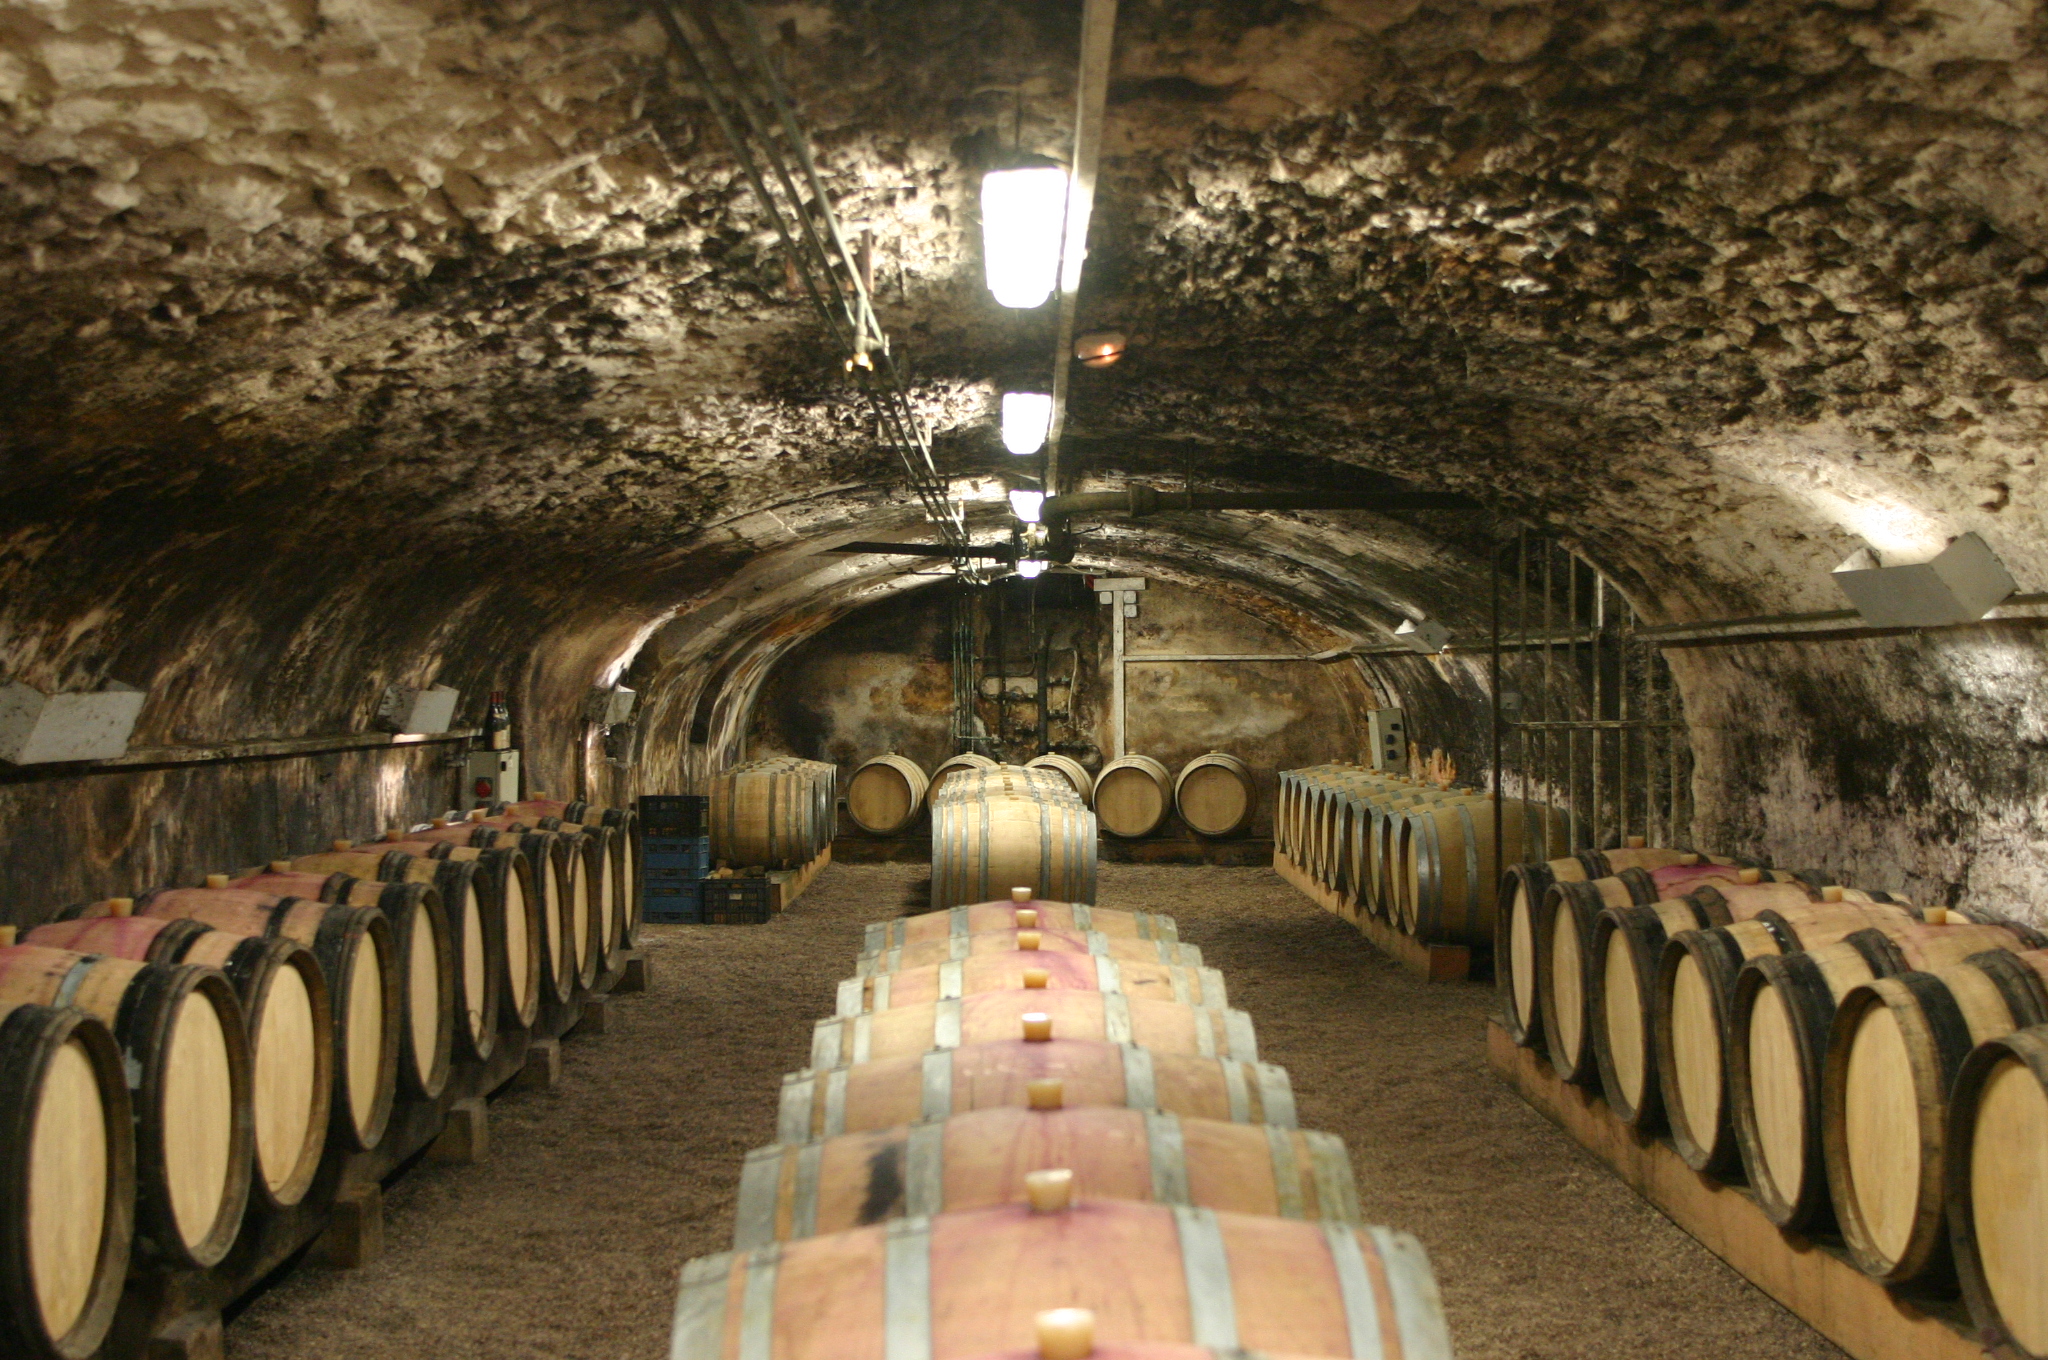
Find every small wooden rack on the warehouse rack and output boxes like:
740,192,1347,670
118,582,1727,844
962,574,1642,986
1272,847,1472,983
1487,1021,1980,1360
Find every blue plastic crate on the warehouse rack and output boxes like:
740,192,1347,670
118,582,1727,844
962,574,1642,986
642,895,702,924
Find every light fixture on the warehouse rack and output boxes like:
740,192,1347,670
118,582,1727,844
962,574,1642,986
1002,392,1053,454
1017,558,1047,579
981,166,1069,309
1394,617,1451,654
1009,489,1046,523
1831,531,2016,627
1075,330,1127,368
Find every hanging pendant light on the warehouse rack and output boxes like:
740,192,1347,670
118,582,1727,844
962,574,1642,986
1017,558,1047,579
981,165,1069,309
1001,392,1053,454
1008,489,1046,523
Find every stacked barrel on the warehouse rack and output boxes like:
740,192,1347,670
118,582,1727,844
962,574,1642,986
1274,763,1572,951
0,792,639,1360
710,757,837,870
671,886,1456,1360
930,765,1097,910
1501,843,2048,1352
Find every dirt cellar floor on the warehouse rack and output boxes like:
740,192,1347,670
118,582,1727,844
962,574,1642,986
226,863,1847,1360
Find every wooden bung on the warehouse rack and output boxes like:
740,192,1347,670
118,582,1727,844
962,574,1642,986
869,903,1179,950
1023,968,1051,990
1013,886,1034,903
1017,930,1042,951
1023,1012,1053,1042
1025,1168,1074,1212
1028,1079,1065,1110
1016,908,1039,927
1036,1308,1095,1360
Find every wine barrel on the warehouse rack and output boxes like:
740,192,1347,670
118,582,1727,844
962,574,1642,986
710,758,835,868
847,755,930,834
670,1198,1451,1360
931,752,999,793
283,849,500,1059
232,867,469,1082
867,900,1177,952
933,766,1082,808
836,951,1227,1017
599,805,642,948
114,888,400,1154
1547,870,1846,1085
26,917,333,1210
810,989,1258,1067
1496,846,1742,1048
1026,753,1095,807
356,837,542,1029
1653,902,1924,1175
929,790,1097,911
1094,754,1173,838
777,1038,1296,1141
1589,893,1748,1128
1824,947,2048,1286
732,1106,1359,1248
0,1002,133,1360
1171,753,1255,837
0,947,251,1270
1945,1023,2048,1359
1329,775,1423,915
857,926,1202,975
1393,797,1573,946
403,822,577,1009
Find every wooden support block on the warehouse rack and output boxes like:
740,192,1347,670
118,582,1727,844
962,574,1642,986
573,994,610,1036
309,1183,384,1269
1272,848,1472,983
429,1096,489,1164
1487,1021,1978,1360
515,1037,561,1091
147,1311,224,1360
613,949,649,994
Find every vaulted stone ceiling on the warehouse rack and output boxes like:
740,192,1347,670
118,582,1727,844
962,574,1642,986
2,0,2044,910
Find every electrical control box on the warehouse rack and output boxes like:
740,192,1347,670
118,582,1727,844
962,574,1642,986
1368,708,1407,772
465,749,519,810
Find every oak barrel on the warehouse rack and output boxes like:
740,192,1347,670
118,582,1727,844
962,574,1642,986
0,947,251,1270
283,849,499,1059
1026,753,1095,807
27,917,333,1210
119,888,401,1153
929,791,1097,911
931,752,999,792
404,822,578,1008
847,754,930,835
835,950,1227,1016
810,988,1258,1067
710,758,837,869
1094,754,1173,838
670,1198,1450,1360
932,766,1082,808
732,1106,1358,1247
777,1038,1295,1141
1497,847,1740,1047
1945,1023,2048,1359
0,1003,133,1360
866,901,1177,953
359,837,542,1028
1173,752,1255,837
1824,947,2048,1285
857,926,1202,975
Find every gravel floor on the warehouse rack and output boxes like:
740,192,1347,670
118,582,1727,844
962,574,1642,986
225,862,1844,1360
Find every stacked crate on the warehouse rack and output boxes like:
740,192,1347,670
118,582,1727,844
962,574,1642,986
640,795,712,923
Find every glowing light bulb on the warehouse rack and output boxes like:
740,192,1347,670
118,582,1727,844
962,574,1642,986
981,166,1068,308
1002,392,1052,455
1009,489,1045,523
1018,558,1047,579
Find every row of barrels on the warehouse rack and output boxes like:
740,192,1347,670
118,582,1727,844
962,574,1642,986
849,750,1259,838
0,794,639,1360
1275,764,1572,947
669,886,1455,1360
709,756,837,869
930,765,1099,911
1502,845,2048,1357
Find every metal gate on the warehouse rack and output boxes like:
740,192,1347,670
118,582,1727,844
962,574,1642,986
1491,532,1693,850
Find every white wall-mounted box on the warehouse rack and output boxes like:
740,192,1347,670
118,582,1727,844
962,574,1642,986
379,684,460,735
0,681,146,764
1831,532,2016,628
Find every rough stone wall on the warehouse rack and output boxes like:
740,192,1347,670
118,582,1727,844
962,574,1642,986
0,0,2044,922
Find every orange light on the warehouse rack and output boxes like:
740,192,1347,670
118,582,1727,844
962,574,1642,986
1074,330,1126,368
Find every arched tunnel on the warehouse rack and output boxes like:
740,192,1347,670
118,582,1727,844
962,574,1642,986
2,1,2044,1358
